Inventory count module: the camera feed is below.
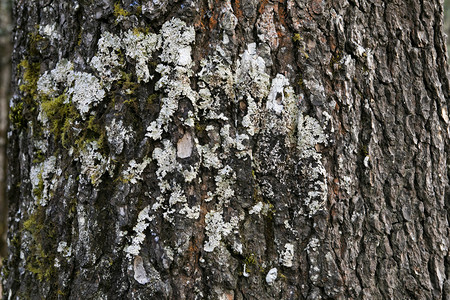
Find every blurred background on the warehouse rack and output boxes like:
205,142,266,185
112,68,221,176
0,0,449,294
446,0,450,58
0,0,12,294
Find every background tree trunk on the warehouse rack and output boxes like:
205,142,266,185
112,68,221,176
2,0,450,299
0,0,12,292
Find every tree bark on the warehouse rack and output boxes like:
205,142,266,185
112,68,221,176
3,0,450,299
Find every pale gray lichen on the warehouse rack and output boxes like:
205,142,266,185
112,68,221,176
159,18,195,66
77,141,114,186
37,60,105,118
90,31,123,87
235,43,270,101
125,205,154,258
67,72,105,116
152,139,178,181
214,166,236,206
179,204,201,220
30,156,58,206
249,201,271,216
122,158,151,184
39,23,61,42
265,267,278,284
204,210,238,252
123,30,160,82
280,243,294,267
56,241,72,258
297,113,329,217
306,237,321,283
145,19,197,140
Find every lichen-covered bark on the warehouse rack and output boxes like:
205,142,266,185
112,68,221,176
3,0,450,299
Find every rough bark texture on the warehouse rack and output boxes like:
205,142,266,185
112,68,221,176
3,0,450,299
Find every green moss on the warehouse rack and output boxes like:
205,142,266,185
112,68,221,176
360,144,369,156
73,115,107,155
297,74,305,90
194,121,206,132
292,33,302,43
147,93,158,105
32,149,45,164
68,198,77,215
245,253,257,266
9,102,25,129
114,1,130,17
40,93,80,147
77,29,83,46
136,5,142,14
119,71,139,93
18,59,41,105
22,206,56,282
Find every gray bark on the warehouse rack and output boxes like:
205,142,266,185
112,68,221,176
2,0,450,299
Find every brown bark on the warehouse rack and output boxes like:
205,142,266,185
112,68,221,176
2,0,450,299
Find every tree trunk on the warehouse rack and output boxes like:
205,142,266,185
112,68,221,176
3,0,450,299
0,0,12,275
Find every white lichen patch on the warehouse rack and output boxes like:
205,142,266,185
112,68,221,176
235,43,271,100
204,210,238,252
152,139,178,181
182,164,199,183
30,156,59,206
267,74,288,114
90,31,123,86
125,205,154,258
37,60,105,118
297,113,329,217
249,201,271,216
39,23,61,41
159,18,195,66
57,241,72,258
199,144,222,169
280,243,294,267
145,19,197,140
179,204,200,220
214,166,236,205
37,59,74,95
122,158,151,184
68,72,105,116
265,267,278,284
77,141,114,186
123,30,160,82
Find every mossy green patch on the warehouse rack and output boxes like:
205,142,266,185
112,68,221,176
114,1,130,17
18,59,41,105
292,33,302,43
9,102,25,129
32,171,44,204
40,93,80,147
22,206,56,282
